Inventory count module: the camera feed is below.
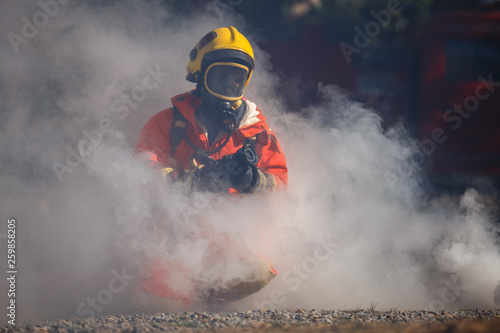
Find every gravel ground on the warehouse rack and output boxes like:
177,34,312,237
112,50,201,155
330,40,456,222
2,309,500,333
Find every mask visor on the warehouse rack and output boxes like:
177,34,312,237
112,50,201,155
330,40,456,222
205,62,249,100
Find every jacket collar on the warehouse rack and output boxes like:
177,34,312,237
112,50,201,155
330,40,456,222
171,90,266,136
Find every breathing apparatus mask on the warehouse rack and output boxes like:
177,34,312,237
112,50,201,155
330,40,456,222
201,62,249,132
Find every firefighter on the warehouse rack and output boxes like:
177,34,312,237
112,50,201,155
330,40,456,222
135,26,287,194
133,26,288,312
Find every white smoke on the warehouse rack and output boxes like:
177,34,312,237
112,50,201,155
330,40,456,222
0,0,499,325
237,84,500,311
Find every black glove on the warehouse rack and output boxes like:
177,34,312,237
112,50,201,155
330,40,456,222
180,161,259,193
162,165,229,193
191,164,231,193
224,159,259,193
186,144,258,193
175,144,268,194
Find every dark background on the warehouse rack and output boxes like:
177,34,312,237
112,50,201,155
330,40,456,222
169,0,500,193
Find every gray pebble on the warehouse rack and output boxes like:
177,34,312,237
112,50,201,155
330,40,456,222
3,309,500,332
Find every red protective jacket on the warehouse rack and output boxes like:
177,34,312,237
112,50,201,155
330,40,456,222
135,91,288,190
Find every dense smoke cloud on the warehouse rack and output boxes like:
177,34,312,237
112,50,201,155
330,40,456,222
0,0,499,325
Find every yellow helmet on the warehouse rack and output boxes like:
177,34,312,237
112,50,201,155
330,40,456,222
186,26,255,101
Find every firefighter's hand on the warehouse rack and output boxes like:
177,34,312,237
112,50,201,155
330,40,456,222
159,165,230,193
190,165,231,193
226,161,260,193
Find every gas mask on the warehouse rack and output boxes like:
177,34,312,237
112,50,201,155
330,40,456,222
204,62,249,100
201,62,249,132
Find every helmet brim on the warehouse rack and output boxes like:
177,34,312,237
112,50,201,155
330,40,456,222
202,49,254,75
